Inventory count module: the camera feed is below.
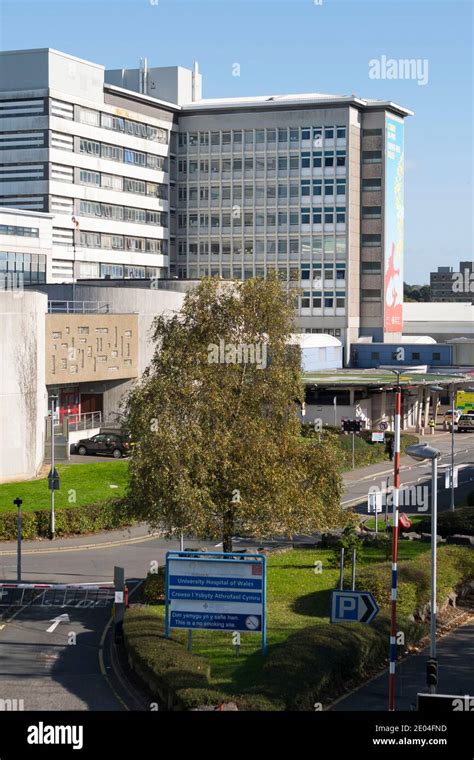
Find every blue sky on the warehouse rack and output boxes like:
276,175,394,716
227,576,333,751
0,0,472,283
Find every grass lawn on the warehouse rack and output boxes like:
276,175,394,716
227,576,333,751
145,541,430,696
364,514,425,532
0,461,129,513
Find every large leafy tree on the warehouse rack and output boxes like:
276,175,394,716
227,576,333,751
125,276,347,551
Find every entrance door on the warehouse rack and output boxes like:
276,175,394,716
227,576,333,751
80,393,103,415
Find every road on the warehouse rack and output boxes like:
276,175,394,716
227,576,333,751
342,431,474,515
0,601,123,711
331,617,474,711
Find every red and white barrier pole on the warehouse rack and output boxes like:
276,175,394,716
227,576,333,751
389,385,401,711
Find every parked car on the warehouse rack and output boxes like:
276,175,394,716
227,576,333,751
457,415,474,433
74,432,130,458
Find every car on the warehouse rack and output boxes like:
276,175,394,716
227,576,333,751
74,432,130,458
457,415,474,433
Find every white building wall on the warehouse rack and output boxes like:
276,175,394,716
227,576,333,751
0,290,47,482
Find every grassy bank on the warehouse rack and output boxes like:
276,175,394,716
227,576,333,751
0,461,129,513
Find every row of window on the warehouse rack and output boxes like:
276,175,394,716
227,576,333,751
79,200,167,227
77,231,166,253
76,262,163,280
178,180,347,205
53,165,168,199
177,152,346,174
78,137,167,171
76,105,168,144
302,207,347,224
301,264,346,281
177,206,347,229
177,236,347,257
179,126,347,148
301,293,346,309
0,251,47,284
0,223,39,237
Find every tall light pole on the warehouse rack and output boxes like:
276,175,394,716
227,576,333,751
406,443,441,693
388,368,402,711
50,393,58,540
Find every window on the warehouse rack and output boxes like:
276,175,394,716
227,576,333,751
78,107,100,127
80,138,100,156
336,126,346,139
266,129,276,143
432,352,441,361
79,169,100,186
313,296,322,308
301,208,311,224
211,132,220,146
124,177,146,194
362,289,381,301
189,132,198,146
200,132,209,146
336,296,345,308
278,128,287,143
362,178,382,191
336,179,346,195
233,130,242,145
362,128,382,136
336,207,346,223
362,234,382,247
324,151,334,168
362,151,382,163
362,206,382,219
313,209,322,224
336,150,346,167
324,208,334,224
325,127,334,140
124,148,145,166
324,297,334,308
102,144,123,161
412,352,421,361
290,128,299,143
371,351,380,360
324,179,334,196
313,151,322,168
278,157,288,171
361,261,381,273
336,268,346,280
301,128,311,141
102,173,123,191
301,152,311,169
255,130,265,144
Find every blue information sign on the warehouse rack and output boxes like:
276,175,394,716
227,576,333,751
165,551,266,653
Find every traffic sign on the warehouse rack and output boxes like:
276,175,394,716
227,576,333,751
48,468,60,491
379,421,389,431
444,466,458,489
330,590,379,624
368,489,383,514
372,432,385,442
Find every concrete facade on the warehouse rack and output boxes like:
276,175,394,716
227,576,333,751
0,290,48,482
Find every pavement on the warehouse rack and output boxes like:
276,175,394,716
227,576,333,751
331,616,474,711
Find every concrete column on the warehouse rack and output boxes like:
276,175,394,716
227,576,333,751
423,391,430,437
416,387,423,433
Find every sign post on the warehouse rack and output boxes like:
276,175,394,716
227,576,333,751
165,551,267,655
13,497,22,582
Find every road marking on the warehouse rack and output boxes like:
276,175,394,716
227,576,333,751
0,531,162,557
46,613,70,633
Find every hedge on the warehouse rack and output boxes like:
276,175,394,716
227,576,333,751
418,506,474,537
356,545,474,617
0,498,134,540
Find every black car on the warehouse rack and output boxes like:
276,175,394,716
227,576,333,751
74,432,130,459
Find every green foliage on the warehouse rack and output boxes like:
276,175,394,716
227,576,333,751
125,276,347,550
0,498,133,540
143,569,166,603
419,505,474,536
356,545,474,616
257,614,425,710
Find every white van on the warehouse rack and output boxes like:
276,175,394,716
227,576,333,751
457,415,474,433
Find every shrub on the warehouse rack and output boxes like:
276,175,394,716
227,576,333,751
0,498,134,540
419,506,474,537
256,614,425,710
143,568,166,604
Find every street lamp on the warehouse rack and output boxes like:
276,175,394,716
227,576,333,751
405,443,441,693
387,368,402,711
50,393,59,540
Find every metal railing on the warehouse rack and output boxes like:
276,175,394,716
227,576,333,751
65,411,102,431
48,300,109,314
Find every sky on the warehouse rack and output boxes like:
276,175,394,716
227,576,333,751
0,0,472,284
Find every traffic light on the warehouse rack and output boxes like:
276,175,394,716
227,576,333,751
426,657,438,687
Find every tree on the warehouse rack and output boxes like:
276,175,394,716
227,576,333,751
125,276,347,551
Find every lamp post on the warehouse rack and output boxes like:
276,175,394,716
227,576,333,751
405,443,441,693
387,368,402,711
50,393,58,540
